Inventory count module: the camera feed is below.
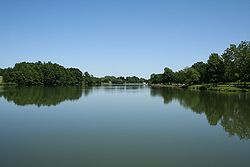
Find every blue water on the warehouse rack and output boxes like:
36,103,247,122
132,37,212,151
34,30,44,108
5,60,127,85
0,86,249,167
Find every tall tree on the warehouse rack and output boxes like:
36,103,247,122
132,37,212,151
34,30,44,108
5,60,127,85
163,67,175,84
207,53,225,84
222,44,238,82
235,41,250,82
191,62,208,83
183,67,201,84
150,73,164,84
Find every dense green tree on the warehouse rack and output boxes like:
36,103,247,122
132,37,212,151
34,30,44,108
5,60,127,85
173,68,200,85
183,67,201,84
191,62,208,83
222,44,238,82
83,72,94,85
207,53,224,84
150,41,250,85
234,41,250,82
99,75,145,84
221,41,250,83
163,67,175,84
68,68,83,84
101,76,117,84
126,76,142,83
1,68,16,83
1,62,84,85
139,77,146,83
150,73,164,84
174,70,186,84
13,62,43,85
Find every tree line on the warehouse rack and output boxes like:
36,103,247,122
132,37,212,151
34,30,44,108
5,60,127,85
0,61,83,85
0,41,249,86
150,41,250,85
0,61,146,86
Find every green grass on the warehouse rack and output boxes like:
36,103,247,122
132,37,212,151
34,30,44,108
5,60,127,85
188,84,249,93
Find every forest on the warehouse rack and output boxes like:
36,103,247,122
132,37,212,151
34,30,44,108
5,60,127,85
0,61,83,85
150,41,250,85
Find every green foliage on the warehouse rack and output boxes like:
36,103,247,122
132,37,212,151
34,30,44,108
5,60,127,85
150,73,165,84
191,62,208,83
163,67,175,84
83,72,101,86
1,62,83,85
221,41,250,82
1,41,249,86
150,41,250,85
235,41,250,82
207,53,224,83
126,76,144,83
173,67,200,85
100,75,146,84
174,70,186,84
183,67,201,84
222,44,238,81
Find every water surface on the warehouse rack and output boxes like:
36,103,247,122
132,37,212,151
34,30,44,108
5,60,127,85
0,86,250,167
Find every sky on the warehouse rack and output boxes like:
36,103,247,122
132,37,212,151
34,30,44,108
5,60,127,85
0,0,250,78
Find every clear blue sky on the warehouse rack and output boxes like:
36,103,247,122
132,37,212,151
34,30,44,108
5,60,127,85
0,0,250,78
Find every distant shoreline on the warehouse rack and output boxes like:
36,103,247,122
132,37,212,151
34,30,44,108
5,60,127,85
101,83,147,86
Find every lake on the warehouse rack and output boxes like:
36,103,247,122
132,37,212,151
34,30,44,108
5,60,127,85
0,86,250,167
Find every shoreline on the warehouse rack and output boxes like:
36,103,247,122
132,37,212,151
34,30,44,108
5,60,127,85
1,83,249,93
150,84,249,93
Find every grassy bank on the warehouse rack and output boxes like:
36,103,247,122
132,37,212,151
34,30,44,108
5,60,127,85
188,84,249,93
150,83,249,93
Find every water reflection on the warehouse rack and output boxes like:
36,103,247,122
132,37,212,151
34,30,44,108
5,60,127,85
0,85,145,107
1,85,249,140
151,88,250,139
0,86,86,107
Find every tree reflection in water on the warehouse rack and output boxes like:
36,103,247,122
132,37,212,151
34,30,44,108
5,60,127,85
0,86,92,107
151,88,250,140
1,86,249,139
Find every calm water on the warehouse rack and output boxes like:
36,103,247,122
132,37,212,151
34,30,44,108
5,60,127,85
0,86,250,167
